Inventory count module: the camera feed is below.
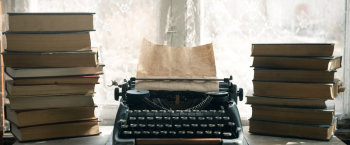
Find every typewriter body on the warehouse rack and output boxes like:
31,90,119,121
112,77,244,145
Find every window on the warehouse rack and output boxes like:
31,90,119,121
2,0,347,126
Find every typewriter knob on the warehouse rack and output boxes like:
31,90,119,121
207,92,229,105
238,88,244,101
126,90,149,105
114,87,120,101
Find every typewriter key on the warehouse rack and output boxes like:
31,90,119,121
223,132,232,136
142,110,149,113
217,124,224,127
214,131,221,135
209,124,215,127
169,131,176,135
148,124,155,127
124,131,132,135
189,117,196,120
223,117,230,120
184,110,191,113
176,110,183,113
151,110,158,113
152,131,159,135
206,117,213,120
228,122,235,126
126,110,133,113
143,131,150,134
159,110,166,113
160,131,167,134
210,110,216,113
121,125,129,128
201,110,208,113
164,117,171,120
139,124,146,128
215,117,222,120
134,131,141,135
198,117,205,120
138,117,145,120
205,131,212,134
134,110,141,113
179,131,186,134
181,117,188,120
197,131,203,135
187,131,194,134
156,116,162,120
172,117,179,120
147,117,154,120
192,110,199,113
119,119,127,123
168,110,174,113
156,124,163,128
130,117,136,120
165,124,172,128
219,110,225,114
201,124,207,128
130,124,137,128
183,124,190,127
191,124,198,127
175,124,181,128
236,127,241,132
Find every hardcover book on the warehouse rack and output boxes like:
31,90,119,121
251,43,334,56
5,106,97,127
8,13,94,32
249,117,337,141
251,56,341,70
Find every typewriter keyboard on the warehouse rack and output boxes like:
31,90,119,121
118,109,240,139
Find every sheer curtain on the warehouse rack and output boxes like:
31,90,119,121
1,0,347,127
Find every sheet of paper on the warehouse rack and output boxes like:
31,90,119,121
135,38,219,92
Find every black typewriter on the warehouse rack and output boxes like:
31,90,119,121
112,77,244,145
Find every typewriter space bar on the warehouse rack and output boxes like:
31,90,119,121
136,138,221,145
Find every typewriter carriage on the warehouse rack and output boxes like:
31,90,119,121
114,77,243,105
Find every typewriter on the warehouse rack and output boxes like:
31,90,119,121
111,77,244,145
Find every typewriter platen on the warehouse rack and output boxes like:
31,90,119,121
112,77,244,145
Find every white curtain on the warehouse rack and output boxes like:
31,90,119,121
1,0,347,126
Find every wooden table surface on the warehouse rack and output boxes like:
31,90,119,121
243,126,346,145
12,126,346,145
13,126,113,145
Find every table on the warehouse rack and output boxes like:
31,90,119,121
243,126,346,145
13,126,113,145
13,126,346,145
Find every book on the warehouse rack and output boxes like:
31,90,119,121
253,68,335,83
2,50,98,67
251,56,341,70
5,106,97,127
11,119,99,142
249,117,337,140
251,105,334,125
6,82,95,97
11,75,100,85
246,94,327,108
8,13,94,32
5,32,91,52
253,80,340,99
8,95,94,110
5,65,104,78
251,43,334,56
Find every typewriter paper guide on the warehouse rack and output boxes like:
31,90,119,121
135,38,219,92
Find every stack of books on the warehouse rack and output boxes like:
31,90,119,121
3,13,103,142
248,43,343,140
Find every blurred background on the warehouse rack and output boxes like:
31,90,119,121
1,0,347,125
